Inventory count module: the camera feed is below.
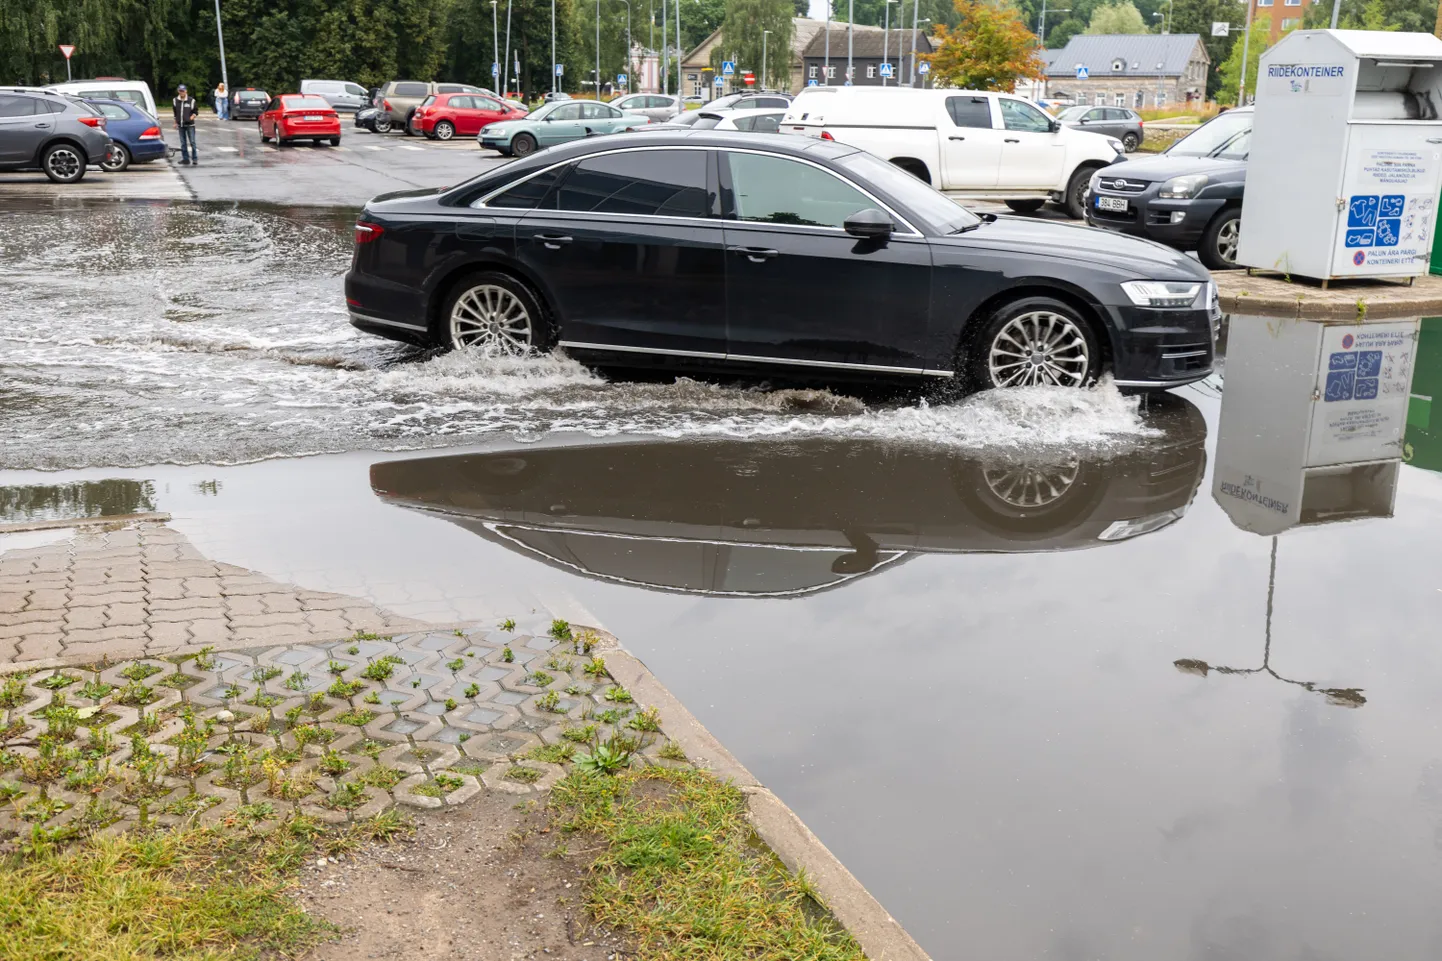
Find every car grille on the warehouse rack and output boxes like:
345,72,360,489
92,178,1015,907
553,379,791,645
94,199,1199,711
1097,177,1149,193
1161,341,1212,375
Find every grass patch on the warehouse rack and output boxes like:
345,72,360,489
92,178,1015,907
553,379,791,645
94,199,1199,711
0,822,341,960
550,767,864,960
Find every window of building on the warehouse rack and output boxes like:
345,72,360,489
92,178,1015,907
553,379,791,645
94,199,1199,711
1257,0,1272,6
1284,0,1300,5
945,95,991,128
1156,91,1167,106
1282,17,1299,28
1094,92,1105,106
809,65,817,78
826,65,836,79
867,65,876,78
725,152,873,229
1135,90,1144,108
1112,58,1125,71
556,150,709,218
1114,92,1125,106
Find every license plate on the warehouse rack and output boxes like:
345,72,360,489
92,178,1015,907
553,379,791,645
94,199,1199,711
1096,196,1128,213
303,115,323,121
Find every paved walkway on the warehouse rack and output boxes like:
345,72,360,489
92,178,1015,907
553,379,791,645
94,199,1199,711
0,520,431,667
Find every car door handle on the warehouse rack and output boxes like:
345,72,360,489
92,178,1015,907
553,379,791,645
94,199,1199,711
535,233,572,249
1004,138,1020,143
729,246,778,262
948,135,965,141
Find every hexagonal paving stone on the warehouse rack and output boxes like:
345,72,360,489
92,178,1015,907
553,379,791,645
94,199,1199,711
383,717,427,736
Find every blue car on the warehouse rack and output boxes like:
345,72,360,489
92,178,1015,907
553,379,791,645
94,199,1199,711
85,98,166,171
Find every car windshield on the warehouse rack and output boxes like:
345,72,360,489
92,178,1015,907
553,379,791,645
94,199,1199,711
834,150,980,234
285,95,331,110
1056,106,1089,121
420,96,436,106
528,103,560,120
1168,111,1252,160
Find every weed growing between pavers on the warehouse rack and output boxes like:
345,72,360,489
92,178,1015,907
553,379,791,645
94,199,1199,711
550,767,866,961
0,814,411,961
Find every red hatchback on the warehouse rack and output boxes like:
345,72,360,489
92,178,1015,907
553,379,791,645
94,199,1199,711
259,94,341,147
413,93,526,140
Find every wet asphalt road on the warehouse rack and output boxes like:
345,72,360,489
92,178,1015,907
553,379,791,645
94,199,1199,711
3,154,1436,958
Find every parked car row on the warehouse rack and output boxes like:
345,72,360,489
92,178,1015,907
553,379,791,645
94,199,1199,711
0,87,161,183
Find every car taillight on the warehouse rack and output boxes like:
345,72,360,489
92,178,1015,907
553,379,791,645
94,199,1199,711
354,221,384,244
819,130,834,141
138,126,162,140
79,116,105,128
382,99,392,111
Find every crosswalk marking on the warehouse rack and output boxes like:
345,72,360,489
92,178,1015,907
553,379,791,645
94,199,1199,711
364,145,387,151
396,144,423,151
213,146,240,153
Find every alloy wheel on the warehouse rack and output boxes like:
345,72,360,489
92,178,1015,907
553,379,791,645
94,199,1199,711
101,143,129,172
987,310,1091,388
449,284,534,354
45,147,82,181
981,460,1081,509
1216,217,1240,264
435,121,454,140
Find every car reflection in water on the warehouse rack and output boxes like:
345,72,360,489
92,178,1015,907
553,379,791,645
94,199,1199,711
370,400,1207,597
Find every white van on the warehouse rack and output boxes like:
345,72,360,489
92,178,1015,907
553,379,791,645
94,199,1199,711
300,80,370,112
781,86,1125,218
47,79,158,119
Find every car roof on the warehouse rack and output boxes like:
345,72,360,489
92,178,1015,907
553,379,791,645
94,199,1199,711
529,129,859,163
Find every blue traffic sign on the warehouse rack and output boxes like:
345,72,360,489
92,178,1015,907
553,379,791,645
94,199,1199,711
714,76,724,87
879,62,893,78
918,62,930,75
721,60,735,76
491,62,500,77
1075,65,1088,79
807,78,818,86
555,63,564,76
617,73,627,84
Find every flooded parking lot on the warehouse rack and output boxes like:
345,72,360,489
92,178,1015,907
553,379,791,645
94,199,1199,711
6,198,1442,959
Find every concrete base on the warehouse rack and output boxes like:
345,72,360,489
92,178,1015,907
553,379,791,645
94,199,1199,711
1215,268,1442,318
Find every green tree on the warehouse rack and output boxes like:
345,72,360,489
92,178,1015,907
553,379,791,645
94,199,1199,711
1303,0,1425,29
1167,0,1239,99
710,0,793,89
831,0,961,31
1045,15,1085,46
1215,11,1282,105
922,0,1043,90
1084,0,1148,33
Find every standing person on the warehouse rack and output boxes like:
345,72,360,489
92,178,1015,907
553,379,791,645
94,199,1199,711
173,84,199,166
214,82,228,120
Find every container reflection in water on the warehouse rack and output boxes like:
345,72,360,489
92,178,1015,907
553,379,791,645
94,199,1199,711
369,398,1207,598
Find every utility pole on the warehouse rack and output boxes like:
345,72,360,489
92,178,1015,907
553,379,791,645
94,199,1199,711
1331,0,1341,28
674,0,681,99
552,0,558,94
503,0,513,96
847,0,854,85
1238,0,1254,106
909,0,920,85
825,3,831,85
650,7,655,92
619,0,632,89
213,0,229,90
883,0,897,86
492,1,500,90
661,0,668,97
762,29,771,91
596,0,601,98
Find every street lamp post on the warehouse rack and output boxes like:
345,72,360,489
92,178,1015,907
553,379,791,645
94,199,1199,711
619,0,632,90
762,29,771,91
674,0,681,100
825,3,831,86
491,1,499,89
908,0,920,85
661,0,668,96
596,0,601,99
503,0,513,96
883,0,898,87
213,0,229,90
552,0,558,94
847,0,854,86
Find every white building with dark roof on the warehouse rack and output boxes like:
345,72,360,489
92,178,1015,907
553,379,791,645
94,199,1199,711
1043,34,1210,109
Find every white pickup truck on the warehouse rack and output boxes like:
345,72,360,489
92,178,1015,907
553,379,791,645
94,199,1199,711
780,86,1125,218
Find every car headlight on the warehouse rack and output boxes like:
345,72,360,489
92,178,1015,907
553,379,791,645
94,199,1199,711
1106,138,1124,154
1158,174,1209,199
1121,280,1205,308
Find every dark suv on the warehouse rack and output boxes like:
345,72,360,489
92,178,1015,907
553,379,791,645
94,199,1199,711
0,90,112,183
1084,108,1250,270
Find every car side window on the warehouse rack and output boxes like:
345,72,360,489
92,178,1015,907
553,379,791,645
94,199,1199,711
485,167,566,209
449,96,472,109
554,150,709,217
551,103,582,120
97,103,129,120
474,97,503,111
945,96,991,129
731,114,756,131
437,84,467,94
1084,108,1105,122
394,82,428,97
0,95,36,117
346,83,366,95
267,98,282,112
725,152,872,229
751,113,781,133
1000,99,1053,133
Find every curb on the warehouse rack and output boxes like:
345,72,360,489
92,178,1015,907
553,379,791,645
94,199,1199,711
1215,270,1442,319
599,634,932,961
0,512,172,534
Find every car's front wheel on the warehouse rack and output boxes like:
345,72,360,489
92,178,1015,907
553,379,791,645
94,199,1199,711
1122,132,1141,152
511,132,538,157
1062,166,1096,219
965,296,1100,390
373,114,393,133
41,143,85,183
1198,208,1241,270
1004,199,1046,214
439,272,549,354
101,142,130,172
434,120,455,141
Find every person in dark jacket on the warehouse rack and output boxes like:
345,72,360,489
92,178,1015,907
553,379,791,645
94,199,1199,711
173,84,199,165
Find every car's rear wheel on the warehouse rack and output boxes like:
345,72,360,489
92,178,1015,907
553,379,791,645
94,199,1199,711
439,272,549,354
403,109,417,135
329,136,340,146
1198,208,1242,270
1004,199,1045,214
1122,132,1140,152
1062,166,1095,219
41,143,85,184
511,133,538,157
101,142,130,172
373,114,393,133
434,120,455,141
965,296,1100,390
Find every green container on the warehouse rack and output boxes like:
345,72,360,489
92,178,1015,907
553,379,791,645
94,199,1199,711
1432,183,1442,275
1406,316,1442,471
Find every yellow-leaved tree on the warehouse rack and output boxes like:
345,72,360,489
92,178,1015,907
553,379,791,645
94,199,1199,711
920,0,1045,92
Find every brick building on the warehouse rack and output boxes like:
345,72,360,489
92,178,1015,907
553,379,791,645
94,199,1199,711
1250,0,1314,42
1043,34,1210,109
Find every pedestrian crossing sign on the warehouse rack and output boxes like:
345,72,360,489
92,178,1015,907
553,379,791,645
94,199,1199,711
722,61,735,76
918,62,930,75
879,63,893,78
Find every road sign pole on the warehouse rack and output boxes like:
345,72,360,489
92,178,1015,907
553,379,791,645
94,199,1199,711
825,6,831,86
847,0,854,88
1238,0,1254,106
553,0,558,93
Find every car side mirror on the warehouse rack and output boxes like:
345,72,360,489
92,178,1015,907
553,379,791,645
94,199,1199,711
1050,120,1062,132
844,208,894,239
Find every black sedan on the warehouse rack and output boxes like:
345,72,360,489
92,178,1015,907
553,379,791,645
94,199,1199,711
1085,108,1250,270
345,131,1218,391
